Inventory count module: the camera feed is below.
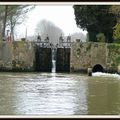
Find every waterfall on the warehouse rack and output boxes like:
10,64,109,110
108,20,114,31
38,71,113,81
52,48,56,73
52,60,56,73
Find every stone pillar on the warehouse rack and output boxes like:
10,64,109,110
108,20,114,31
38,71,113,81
88,68,92,76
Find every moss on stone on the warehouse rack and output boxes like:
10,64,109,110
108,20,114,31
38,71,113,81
80,44,83,48
86,43,92,51
107,44,120,51
115,56,120,64
111,63,116,67
107,43,120,68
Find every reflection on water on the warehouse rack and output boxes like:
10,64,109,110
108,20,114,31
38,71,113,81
0,72,88,115
0,72,120,115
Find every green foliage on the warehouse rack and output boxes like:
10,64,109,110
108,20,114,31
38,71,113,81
113,23,120,43
110,5,120,22
107,44,120,68
107,43,120,50
111,63,116,67
73,5,117,43
115,56,120,64
96,33,105,42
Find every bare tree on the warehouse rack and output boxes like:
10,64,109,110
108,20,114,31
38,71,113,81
0,5,35,41
2,5,8,39
7,5,35,41
35,19,64,45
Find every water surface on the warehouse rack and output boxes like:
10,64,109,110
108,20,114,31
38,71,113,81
0,72,120,115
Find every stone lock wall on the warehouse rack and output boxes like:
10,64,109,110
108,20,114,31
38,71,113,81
0,41,53,72
0,41,35,71
0,40,120,73
70,40,117,73
0,41,12,71
12,41,35,71
106,43,120,73
91,42,107,70
70,40,92,72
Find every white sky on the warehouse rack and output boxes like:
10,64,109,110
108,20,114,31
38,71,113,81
15,5,87,39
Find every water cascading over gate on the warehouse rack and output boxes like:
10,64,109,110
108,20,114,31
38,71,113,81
52,48,56,73
34,34,71,73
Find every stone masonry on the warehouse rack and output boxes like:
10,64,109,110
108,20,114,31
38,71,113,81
0,40,120,73
70,39,120,73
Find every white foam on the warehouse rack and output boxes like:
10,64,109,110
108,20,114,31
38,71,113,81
92,72,120,80
52,60,56,73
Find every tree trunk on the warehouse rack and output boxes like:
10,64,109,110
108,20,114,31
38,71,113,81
104,31,113,43
11,25,14,41
2,5,8,38
88,30,98,42
10,15,14,41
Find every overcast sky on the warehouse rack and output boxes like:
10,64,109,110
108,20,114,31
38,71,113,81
15,5,87,39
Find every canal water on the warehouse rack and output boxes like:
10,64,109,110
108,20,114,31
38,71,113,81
0,71,120,115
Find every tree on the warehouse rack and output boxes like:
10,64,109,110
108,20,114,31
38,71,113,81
113,23,120,43
35,19,64,45
73,5,117,43
7,5,35,41
0,6,7,39
3,5,8,39
109,6,120,42
0,6,9,39
0,5,35,41
109,5,120,18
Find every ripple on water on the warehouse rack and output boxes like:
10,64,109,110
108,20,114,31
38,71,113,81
1,72,119,115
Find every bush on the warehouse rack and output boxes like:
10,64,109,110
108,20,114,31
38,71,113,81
113,23,120,42
96,33,105,42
